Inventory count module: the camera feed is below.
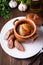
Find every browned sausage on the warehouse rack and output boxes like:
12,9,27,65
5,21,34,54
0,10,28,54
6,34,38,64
14,40,25,51
4,28,14,40
7,39,13,49
8,34,15,41
8,34,15,48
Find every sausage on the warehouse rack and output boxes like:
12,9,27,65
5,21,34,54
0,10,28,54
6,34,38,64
8,34,15,41
7,39,13,49
4,28,14,40
14,40,25,51
8,34,15,48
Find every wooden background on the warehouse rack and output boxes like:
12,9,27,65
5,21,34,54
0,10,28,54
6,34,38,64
0,8,43,65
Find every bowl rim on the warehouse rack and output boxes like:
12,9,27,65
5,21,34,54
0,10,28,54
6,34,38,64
14,18,36,39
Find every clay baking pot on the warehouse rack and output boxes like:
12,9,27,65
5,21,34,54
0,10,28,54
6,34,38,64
14,18,36,42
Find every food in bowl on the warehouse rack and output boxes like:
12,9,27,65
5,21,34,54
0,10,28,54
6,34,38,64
4,17,38,51
17,23,33,36
14,18,36,42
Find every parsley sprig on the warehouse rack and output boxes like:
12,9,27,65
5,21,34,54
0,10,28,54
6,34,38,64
0,0,10,19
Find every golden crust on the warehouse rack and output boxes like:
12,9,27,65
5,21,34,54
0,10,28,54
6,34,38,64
26,13,43,26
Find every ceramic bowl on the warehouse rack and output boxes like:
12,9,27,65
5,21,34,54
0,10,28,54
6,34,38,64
14,18,36,42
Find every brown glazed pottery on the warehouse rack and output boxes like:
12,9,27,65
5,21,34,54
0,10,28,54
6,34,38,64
14,18,36,42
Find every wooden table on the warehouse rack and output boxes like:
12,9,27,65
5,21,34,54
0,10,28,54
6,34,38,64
0,8,43,65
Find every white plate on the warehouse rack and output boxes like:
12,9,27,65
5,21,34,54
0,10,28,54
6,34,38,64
0,17,43,59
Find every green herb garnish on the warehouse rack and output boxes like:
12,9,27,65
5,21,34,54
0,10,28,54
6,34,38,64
0,0,11,19
16,0,30,6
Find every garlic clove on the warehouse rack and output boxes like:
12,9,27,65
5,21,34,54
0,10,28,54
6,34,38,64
12,1,17,8
9,0,17,8
18,2,27,11
9,1,13,8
